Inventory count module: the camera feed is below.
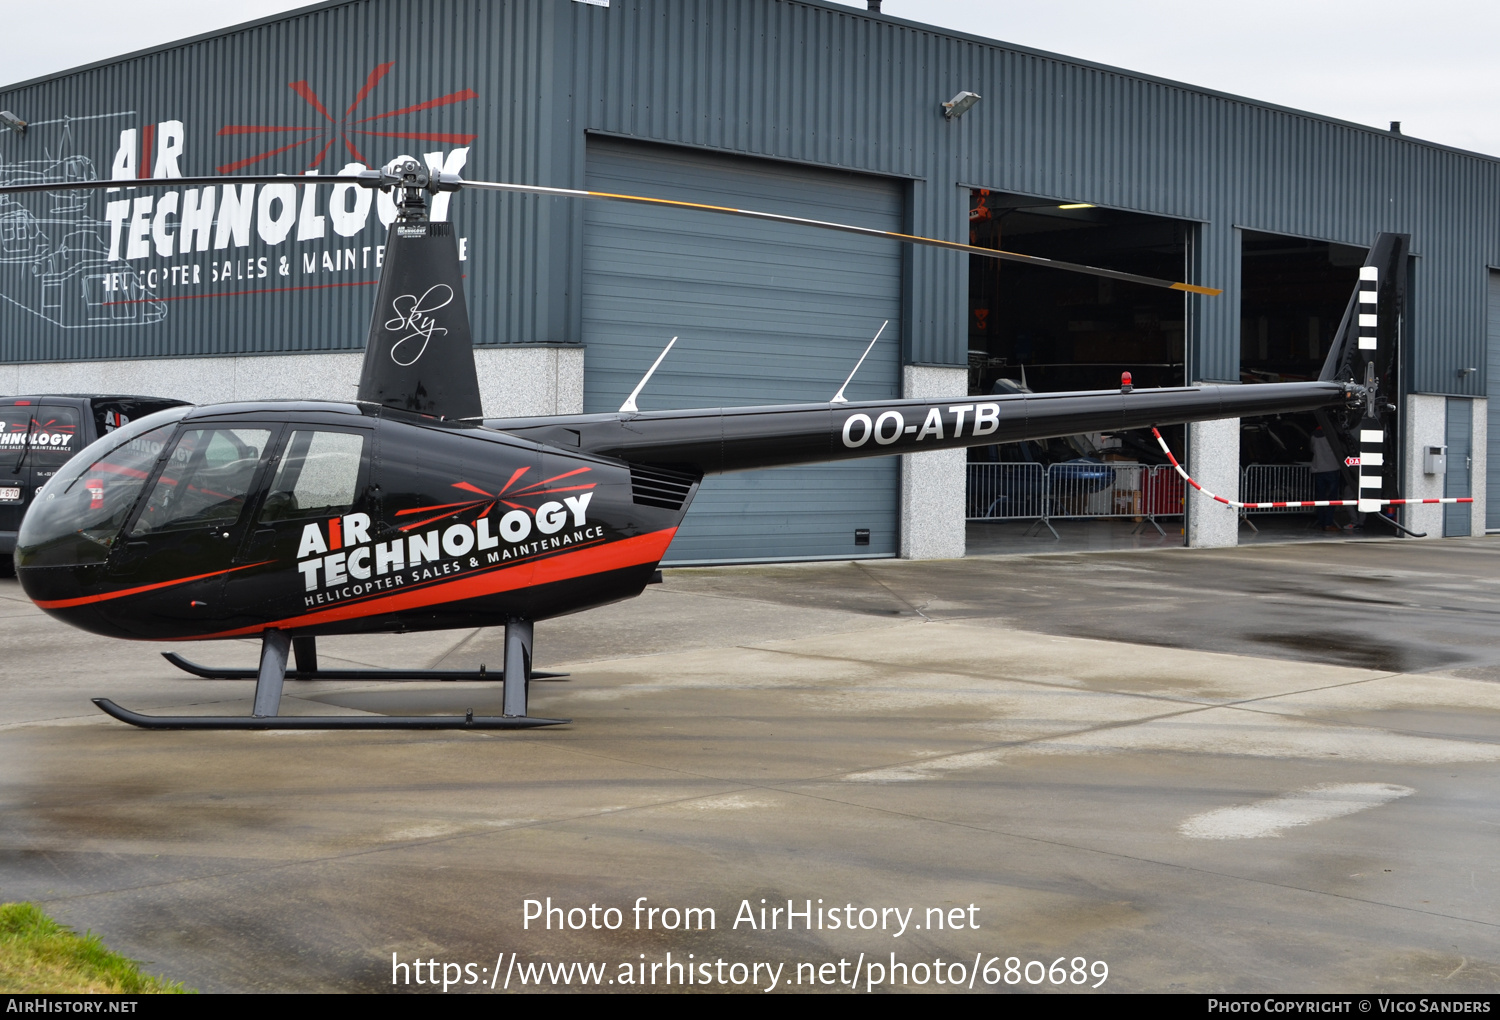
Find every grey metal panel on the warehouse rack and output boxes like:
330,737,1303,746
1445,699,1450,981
0,0,567,361
1488,271,1500,530
561,0,1500,388
582,137,901,562
1445,396,1473,537
0,0,1497,397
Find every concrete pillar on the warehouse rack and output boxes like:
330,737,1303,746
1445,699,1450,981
1186,416,1240,548
0,345,587,418
1402,394,1445,538
900,365,969,560
1470,397,1488,535
475,345,584,416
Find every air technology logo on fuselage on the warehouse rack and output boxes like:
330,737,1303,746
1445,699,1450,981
294,493,598,608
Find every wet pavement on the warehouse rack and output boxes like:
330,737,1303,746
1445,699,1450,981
2,535,1498,993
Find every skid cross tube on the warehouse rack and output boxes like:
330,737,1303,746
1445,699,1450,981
161,652,568,682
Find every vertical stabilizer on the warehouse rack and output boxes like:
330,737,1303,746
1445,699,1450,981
357,215,482,419
1318,232,1409,510
1319,233,1408,387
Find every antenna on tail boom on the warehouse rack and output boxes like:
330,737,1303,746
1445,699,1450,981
620,337,679,414
831,321,889,404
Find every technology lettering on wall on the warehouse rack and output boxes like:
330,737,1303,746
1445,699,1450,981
99,124,470,296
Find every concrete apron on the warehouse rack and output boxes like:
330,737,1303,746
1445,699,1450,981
1,543,1498,992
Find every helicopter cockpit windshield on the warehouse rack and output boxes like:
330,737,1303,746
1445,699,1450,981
16,405,191,567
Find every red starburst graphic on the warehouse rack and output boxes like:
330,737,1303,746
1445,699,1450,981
216,62,478,173
394,469,597,533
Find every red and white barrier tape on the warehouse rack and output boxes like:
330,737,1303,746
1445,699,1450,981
1149,427,1472,509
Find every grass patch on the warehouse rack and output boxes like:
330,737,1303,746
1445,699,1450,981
0,902,190,994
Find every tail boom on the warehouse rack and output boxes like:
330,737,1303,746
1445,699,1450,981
492,380,1356,475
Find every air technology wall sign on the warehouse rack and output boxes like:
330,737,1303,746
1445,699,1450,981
0,62,476,352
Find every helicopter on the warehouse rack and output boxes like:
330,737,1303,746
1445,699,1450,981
3,160,1388,731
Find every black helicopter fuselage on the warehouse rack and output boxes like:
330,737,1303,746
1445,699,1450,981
15,401,680,642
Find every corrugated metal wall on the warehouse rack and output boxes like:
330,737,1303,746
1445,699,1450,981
2,0,1499,397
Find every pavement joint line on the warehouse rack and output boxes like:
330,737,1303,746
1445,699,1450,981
853,561,933,621
41,765,1497,940
16,711,1499,931
1215,705,1500,746
425,627,487,671
23,781,784,909
755,782,1500,932
733,641,1401,714
652,583,924,619
745,673,1421,787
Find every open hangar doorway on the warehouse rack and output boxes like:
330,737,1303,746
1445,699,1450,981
1238,230,1369,535
964,189,1190,550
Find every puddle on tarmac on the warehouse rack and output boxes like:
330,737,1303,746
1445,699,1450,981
1242,631,1466,673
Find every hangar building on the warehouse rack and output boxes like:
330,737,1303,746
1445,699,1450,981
2,0,1497,562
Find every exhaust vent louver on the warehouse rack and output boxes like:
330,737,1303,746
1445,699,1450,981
630,463,699,510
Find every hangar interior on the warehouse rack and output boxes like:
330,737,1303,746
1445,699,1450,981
965,189,1189,469
967,189,1189,396
1238,230,1367,474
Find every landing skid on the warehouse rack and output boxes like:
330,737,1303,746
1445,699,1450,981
92,699,566,730
98,623,568,730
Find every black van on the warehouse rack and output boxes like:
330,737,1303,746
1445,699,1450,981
0,395,189,570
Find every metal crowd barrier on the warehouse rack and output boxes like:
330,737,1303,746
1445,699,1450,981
1237,463,1316,534
967,461,1325,539
1239,464,1314,514
966,462,1185,538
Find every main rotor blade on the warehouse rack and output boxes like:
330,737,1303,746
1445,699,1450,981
0,173,1221,296
461,179,1222,296
0,174,332,195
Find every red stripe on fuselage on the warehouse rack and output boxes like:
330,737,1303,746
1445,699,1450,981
176,528,678,640
31,561,273,609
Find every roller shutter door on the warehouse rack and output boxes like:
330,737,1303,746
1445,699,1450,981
583,138,903,563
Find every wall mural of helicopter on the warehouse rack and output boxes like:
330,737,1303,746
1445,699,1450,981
4,161,1391,731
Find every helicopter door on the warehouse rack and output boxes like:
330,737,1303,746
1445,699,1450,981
103,425,277,631
224,426,374,624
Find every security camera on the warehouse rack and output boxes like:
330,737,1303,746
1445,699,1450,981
0,111,26,135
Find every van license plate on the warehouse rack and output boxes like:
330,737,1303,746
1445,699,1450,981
0,488,20,501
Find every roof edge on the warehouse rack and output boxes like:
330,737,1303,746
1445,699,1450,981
0,0,346,94
2,0,1496,167
794,0,1500,166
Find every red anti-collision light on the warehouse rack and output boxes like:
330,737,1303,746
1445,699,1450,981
1120,372,1133,393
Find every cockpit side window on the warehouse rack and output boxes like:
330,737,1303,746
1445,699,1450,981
14,421,179,568
259,430,367,522
131,427,274,535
